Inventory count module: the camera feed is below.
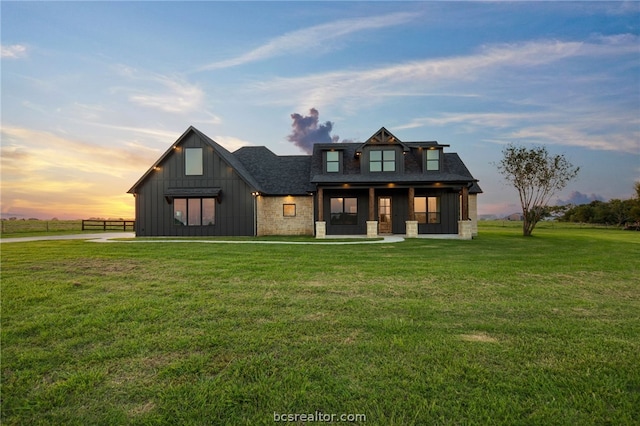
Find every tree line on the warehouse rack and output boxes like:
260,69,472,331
555,183,640,228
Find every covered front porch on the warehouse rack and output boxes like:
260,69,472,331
314,185,474,240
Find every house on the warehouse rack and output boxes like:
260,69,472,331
128,126,482,238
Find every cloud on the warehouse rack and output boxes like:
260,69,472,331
252,35,638,153
111,66,205,114
0,126,153,219
1,44,27,59
198,11,419,70
287,108,339,154
1,125,155,179
252,35,638,108
556,191,605,206
128,76,205,113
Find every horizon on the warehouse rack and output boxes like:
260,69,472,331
2,2,639,220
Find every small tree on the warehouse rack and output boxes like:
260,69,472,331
496,144,579,236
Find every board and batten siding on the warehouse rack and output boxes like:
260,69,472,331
134,132,255,236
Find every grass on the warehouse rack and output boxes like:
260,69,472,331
1,223,639,425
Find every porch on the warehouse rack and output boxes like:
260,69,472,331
314,185,474,240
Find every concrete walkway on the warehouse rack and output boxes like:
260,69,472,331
1,232,404,245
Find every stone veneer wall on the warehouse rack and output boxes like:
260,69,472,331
469,194,478,236
257,195,314,236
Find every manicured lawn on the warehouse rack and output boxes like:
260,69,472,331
1,224,638,425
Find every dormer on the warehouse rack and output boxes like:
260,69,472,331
424,146,442,172
322,147,345,174
356,127,410,174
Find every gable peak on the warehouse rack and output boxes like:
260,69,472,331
367,127,400,145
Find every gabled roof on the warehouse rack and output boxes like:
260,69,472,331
127,126,260,194
129,125,482,196
356,127,410,154
233,146,313,195
310,140,482,192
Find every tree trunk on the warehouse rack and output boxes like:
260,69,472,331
522,209,536,236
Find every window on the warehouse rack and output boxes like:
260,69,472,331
414,196,441,224
185,148,203,175
370,150,395,172
283,204,296,217
330,197,358,225
326,151,340,173
174,198,215,226
426,149,440,171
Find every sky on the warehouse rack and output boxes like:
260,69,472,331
1,1,639,220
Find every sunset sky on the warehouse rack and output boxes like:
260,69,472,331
2,1,639,220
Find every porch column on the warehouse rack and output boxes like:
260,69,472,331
408,187,415,221
406,186,418,238
461,186,469,221
317,187,324,222
367,187,378,238
368,187,375,221
315,187,326,239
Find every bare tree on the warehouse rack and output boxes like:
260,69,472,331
496,144,579,236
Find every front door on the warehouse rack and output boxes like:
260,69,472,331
378,197,392,233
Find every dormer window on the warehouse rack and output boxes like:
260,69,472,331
370,149,395,172
325,151,340,173
426,149,440,171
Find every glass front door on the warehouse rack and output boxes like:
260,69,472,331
378,197,392,233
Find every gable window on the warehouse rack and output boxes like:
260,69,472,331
426,149,440,171
326,151,340,173
174,198,215,226
185,148,203,175
330,197,358,225
283,204,296,217
370,150,395,172
414,196,441,224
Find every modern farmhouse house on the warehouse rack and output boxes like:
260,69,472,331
128,126,481,238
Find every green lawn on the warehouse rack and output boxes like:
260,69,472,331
1,224,638,425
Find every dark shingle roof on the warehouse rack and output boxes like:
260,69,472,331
309,142,482,192
233,146,313,195
130,126,481,196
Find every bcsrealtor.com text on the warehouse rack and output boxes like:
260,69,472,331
274,411,366,422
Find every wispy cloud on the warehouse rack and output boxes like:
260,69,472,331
198,11,420,71
1,125,154,179
111,66,205,114
128,76,205,113
1,125,155,218
1,43,27,59
252,35,639,153
252,36,638,108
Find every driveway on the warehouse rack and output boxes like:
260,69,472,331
1,233,404,244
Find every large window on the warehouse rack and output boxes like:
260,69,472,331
326,151,340,173
330,197,358,225
426,149,440,171
174,198,215,226
185,148,203,175
370,150,395,172
414,196,441,224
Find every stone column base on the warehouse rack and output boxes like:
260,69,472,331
366,221,378,238
405,220,418,238
315,221,326,239
458,220,473,240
